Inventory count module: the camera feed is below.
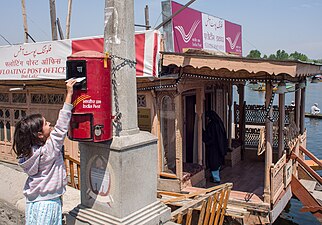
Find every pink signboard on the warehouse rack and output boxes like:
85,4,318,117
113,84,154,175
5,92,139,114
170,1,242,55
225,21,242,55
171,1,203,52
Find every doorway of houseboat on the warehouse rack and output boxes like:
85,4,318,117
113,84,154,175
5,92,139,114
183,94,196,164
182,91,218,186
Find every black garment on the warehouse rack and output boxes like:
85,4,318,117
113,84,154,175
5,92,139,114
202,110,228,171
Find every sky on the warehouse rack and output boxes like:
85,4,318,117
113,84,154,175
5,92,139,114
1,0,322,59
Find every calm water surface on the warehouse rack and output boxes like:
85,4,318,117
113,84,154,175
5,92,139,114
235,81,322,225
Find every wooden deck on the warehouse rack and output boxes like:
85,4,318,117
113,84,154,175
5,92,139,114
208,160,265,200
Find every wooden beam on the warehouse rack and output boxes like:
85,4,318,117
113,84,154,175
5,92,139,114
196,88,204,165
21,0,28,43
227,83,233,149
300,145,322,168
49,0,58,40
175,94,183,181
291,153,322,184
300,86,306,134
304,160,322,170
278,93,285,158
65,0,73,39
264,81,273,203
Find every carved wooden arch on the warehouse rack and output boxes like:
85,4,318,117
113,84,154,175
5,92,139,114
156,91,176,111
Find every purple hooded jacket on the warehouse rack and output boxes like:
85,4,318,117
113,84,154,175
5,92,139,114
19,103,73,202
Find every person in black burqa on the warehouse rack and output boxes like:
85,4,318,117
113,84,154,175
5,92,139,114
202,110,228,183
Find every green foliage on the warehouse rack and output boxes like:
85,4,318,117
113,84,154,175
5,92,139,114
276,50,289,60
246,49,318,62
268,54,276,59
246,50,261,58
289,51,309,61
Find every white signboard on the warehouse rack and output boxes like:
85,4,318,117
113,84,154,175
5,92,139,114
202,13,225,52
0,40,71,80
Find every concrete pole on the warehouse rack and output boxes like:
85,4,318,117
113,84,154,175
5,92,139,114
104,0,139,136
66,1,171,224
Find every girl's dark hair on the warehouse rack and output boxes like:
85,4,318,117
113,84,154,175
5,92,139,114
12,114,44,158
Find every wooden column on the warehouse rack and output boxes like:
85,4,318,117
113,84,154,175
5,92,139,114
237,84,245,159
295,84,301,131
300,86,306,134
196,88,204,165
65,0,73,39
278,93,285,159
294,84,301,158
264,81,273,204
151,91,163,175
21,0,28,43
227,83,233,149
49,0,58,40
175,94,183,180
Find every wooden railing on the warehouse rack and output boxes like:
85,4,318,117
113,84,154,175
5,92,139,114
270,154,286,204
300,146,322,169
64,154,80,190
292,150,322,184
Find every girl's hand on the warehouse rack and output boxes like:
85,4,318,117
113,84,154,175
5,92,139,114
65,79,77,104
66,79,77,95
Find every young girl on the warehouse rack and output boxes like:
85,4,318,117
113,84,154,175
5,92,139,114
12,79,77,225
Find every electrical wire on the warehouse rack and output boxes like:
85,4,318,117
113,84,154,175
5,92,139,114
0,34,12,45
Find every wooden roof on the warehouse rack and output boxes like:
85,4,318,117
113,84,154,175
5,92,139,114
161,51,322,82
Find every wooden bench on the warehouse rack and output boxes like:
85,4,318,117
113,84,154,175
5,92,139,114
160,183,233,225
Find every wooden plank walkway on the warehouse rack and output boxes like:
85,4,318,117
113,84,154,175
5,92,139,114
219,160,265,198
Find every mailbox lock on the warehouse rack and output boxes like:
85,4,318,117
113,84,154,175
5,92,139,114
94,125,104,136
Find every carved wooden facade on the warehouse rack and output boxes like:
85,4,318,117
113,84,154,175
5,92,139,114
0,83,79,164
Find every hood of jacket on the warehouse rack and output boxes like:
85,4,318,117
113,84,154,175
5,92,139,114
18,147,43,176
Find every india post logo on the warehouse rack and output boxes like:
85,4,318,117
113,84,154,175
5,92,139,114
72,95,91,107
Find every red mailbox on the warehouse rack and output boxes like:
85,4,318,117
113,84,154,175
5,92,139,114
66,50,112,142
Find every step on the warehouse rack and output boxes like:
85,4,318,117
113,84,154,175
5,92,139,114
300,179,317,192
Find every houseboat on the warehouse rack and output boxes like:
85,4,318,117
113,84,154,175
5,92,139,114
136,50,322,224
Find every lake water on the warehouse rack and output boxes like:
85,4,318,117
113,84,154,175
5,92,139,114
235,81,322,225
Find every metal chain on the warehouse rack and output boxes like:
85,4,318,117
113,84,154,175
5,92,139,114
110,54,136,134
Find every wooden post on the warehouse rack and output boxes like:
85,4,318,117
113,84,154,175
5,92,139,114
21,0,28,43
237,84,245,159
65,0,73,39
264,81,273,203
175,94,183,181
56,18,64,40
278,93,285,159
227,83,233,149
295,84,301,132
144,5,150,30
196,88,204,165
294,84,301,161
49,0,58,40
300,86,306,134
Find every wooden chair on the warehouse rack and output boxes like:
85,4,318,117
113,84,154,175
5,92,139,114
64,154,81,190
169,183,232,225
